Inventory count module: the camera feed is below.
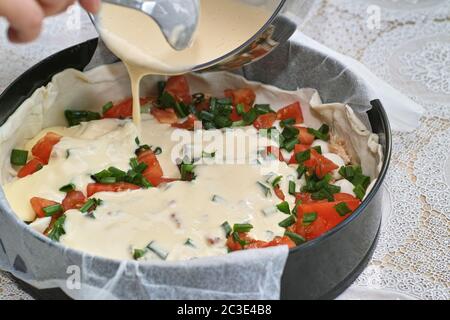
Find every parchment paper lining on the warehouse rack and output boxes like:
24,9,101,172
0,62,382,299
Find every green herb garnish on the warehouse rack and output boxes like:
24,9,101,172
59,183,76,193
334,202,352,216
10,149,28,166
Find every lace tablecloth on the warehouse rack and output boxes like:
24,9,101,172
0,0,448,300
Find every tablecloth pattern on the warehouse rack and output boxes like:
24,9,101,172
0,0,448,300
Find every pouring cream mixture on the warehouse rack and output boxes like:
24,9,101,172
0,1,382,262
98,0,271,126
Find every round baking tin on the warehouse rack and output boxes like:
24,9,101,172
0,38,391,300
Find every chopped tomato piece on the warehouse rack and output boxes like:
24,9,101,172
263,236,296,248
333,193,359,202
265,146,284,162
295,199,361,240
137,150,164,186
274,185,285,201
224,88,256,109
253,113,277,129
31,132,62,164
288,144,310,164
103,98,150,119
62,191,87,212
30,197,61,219
297,127,315,145
171,115,198,130
303,149,338,179
151,108,178,124
17,158,44,178
227,234,295,252
229,107,243,122
277,102,304,124
295,192,328,205
87,182,140,197
164,76,192,104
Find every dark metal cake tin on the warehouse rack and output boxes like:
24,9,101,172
0,38,391,300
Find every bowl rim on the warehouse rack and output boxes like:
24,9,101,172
88,0,287,72
0,38,392,269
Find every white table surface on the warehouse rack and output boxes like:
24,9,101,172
0,0,448,300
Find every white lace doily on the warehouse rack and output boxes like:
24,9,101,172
0,1,449,300
302,0,450,300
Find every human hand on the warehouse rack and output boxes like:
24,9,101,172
0,0,101,43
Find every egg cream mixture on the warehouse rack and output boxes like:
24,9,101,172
97,0,271,126
0,62,384,261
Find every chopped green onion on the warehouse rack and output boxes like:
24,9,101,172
147,241,168,260
202,151,216,158
303,212,318,224
308,125,330,141
134,162,148,174
284,231,306,245
202,121,216,130
157,81,166,96
283,137,298,152
108,167,127,179
279,215,296,228
295,149,311,163
65,110,101,127
311,189,334,202
236,103,245,115
209,97,217,110
334,202,352,216
242,109,258,125
212,195,226,203
232,120,246,127
214,115,232,128
297,165,306,179
233,223,253,233
159,91,176,108
254,104,272,115
180,163,195,181
99,176,116,184
312,145,322,154
289,181,296,195
59,183,75,193
276,201,291,215
221,221,232,237
43,204,63,217
174,102,188,118
10,149,28,166
133,248,146,260
232,232,249,248
129,158,139,169
257,181,272,197
184,238,196,247
353,185,366,200
271,175,282,188
217,98,232,106
48,215,66,241
80,198,96,213
102,101,113,114
200,111,215,122
280,118,296,128
92,169,112,182
140,177,153,189
153,147,163,155
282,126,299,140
135,137,140,146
